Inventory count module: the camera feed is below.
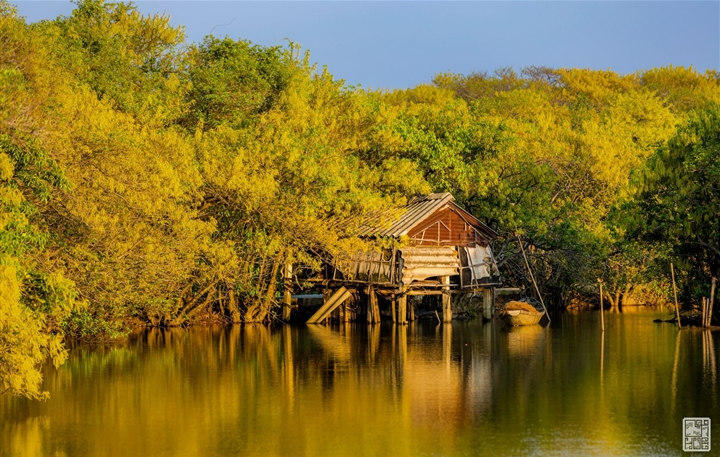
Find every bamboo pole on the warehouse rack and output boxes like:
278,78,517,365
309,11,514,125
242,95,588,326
709,300,712,327
708,298,712,328
517,235,550,323
599,280,604,333
600,322,605,387
706,298,710,328
706,298,711,328
671,263,682,328
708,298,712,327
709,277,716,327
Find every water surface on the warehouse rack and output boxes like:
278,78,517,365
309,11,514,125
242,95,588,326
2,308,718,456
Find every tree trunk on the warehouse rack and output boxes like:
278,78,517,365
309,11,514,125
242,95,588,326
227,288,242,323
621,283,632,307
244,252,269,322
246,250,284,323
604,290,620,308
257,251,284,322
169,279,220,326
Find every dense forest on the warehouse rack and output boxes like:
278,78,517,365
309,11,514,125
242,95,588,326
1,0,719,399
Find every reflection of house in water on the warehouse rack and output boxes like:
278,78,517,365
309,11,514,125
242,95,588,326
303,193,501,324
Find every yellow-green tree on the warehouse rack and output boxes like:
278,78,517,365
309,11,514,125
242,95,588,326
191,44,429,323
0,3,78,398
431,67,678,303
627,104,720,306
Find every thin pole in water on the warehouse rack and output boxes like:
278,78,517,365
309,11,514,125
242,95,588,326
709,277,716,328
517,234,550,324
599,279,605,388
671,263,682,329
598,279,604,333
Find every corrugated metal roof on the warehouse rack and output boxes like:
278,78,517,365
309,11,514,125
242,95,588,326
355,193,455,238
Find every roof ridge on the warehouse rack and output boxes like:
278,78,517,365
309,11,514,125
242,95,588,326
408,192,453,205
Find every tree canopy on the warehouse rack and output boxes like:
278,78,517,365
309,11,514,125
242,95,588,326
2,0,719,399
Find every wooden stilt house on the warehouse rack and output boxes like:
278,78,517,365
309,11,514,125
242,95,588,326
306,193,501,324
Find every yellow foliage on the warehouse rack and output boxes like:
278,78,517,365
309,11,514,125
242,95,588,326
0,259,67,399
0,0,712,362
557,68,637,105
0,152,13,180
0,261,20,303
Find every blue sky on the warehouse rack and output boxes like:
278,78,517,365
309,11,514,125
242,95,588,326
13,1,720,90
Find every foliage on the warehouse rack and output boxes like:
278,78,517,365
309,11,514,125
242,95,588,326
1,0,717,399
626,105,720,303
182,36,292,130
430,67,679,302
0,1,78,399
42,0,187,124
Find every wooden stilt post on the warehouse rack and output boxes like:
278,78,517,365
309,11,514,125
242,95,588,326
671,263,681,328
369,324,380,362
283,261,293,320
322,289,331,324
408,299,415,321
391,294,397,323
398,286,407,325
341,300,348,323
373,291,380,323
442,276,452,323
367,286,380,324
282,325,295,405
483,288,493,320
366,287,373,324
398,319,407,372
443,320,452,373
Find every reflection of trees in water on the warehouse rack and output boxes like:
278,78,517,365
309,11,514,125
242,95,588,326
702,330,716,395
3,313,719,456
0,416,48,457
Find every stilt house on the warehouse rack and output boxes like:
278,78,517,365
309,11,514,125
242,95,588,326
306,193,501,324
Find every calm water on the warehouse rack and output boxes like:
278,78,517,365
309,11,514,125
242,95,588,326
1,308,718,457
